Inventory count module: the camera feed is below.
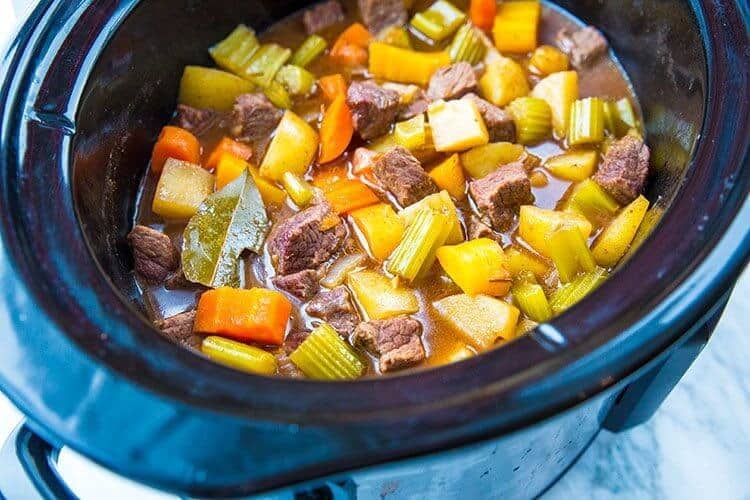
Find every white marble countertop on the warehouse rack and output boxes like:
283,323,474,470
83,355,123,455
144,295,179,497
0,1,748,498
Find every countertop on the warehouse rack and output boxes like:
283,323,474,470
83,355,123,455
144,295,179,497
0,1,748,498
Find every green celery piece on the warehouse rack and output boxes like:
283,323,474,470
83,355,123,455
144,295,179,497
263,80,293,109
449,24,486,65
209,25,261,76
290,35,327,68
550,267,609,313
275,65,316,95
182,171,270,288
244,44,292,88
411,0,467,42
289,323,364,380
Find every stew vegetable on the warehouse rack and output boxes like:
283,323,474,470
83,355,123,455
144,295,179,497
130,0,653,379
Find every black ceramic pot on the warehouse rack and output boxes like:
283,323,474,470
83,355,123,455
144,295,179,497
0,0,747,498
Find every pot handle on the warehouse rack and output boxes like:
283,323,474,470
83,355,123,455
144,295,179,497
604,291,730,432
0,422,76,499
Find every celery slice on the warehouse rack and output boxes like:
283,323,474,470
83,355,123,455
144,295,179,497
547,224,596,283
387,208,452,282
507,97,553,145
513,282,552,323
290,34,327,68
449,24,487,65
263,80,293,109
202,336,277,376
603,100,619,136
275,65,316,96
411,0,467,42
281,171,315,207
289,323,364,380
568,97,605,146
209,25,261,76
245,44,292,88
378,26,413,49
615,98,638,130
550,267,609,313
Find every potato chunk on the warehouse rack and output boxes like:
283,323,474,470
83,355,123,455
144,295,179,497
428,99,489,152
433,294,520,349
152,159,215,220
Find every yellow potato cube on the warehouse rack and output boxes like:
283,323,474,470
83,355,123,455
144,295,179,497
260,111,318,181
429,154,466,199
433,294,520,349
347,270,420,320
428,99,489,153
437,239,511,296
531,71,579,137
544,150,598,181
350,204,405,261
152,159,215,220
479,57,530,107
178,66,255,112
592,195,650,267
460,142,525,178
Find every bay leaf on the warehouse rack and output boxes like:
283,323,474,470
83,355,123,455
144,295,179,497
182,170,270,288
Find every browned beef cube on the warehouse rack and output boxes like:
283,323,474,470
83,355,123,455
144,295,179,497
174,105,219,136
154,310,202,350
284,329,311,354
306,286,361,336
593,135,650,204
128,225,179,283
373,146,438,207
469,163,534,231
303,1,345,34
467,214,498,241
462,93,516,143
357,0,407,34
556,26,609,67
353,316,425,373
268,202,347,275
272,269,321,300
398,96,430,121
347,81,400,140
427,63,478,101
230,93,283,143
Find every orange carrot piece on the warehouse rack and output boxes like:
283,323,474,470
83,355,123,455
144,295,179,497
206,137,253,170
471,0,497,31
323,179,380,215
313,165,349,189
151,126,201,174
319,95,354,164
330,23,371,66
319,74,348,101
195,288,292,346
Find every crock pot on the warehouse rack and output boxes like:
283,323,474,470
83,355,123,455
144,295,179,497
0,0,747,498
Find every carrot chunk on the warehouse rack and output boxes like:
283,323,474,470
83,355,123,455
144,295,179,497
319,94,354,164
195,288,292,346
470,0,497,31
319,74,348,101
330,23,371,66
206,137,253,170
323,178,380,215
151,126,201,174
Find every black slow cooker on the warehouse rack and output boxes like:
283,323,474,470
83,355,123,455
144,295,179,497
0,0,747,498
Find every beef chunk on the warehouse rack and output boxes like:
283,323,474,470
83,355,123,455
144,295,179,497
347,81,400,140
269,203,347,275
353,316,425,373
154,310,202,350
272,269,321,300
128,225,179,283
427,63,478,101
593,135,650,204
284,329,311,354
468,214,498,241
462,93,516,143
230,93,283,143
303,1,344,34
469,163,534,231
373,146,438,207
358,0,407,34
556,26,609,67
175,105,219,136
398,96,430,121
307,286,361,337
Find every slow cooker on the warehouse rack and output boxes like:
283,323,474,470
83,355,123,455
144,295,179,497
0,0,747,498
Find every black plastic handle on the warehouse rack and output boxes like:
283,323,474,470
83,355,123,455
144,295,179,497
0,423,76,500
